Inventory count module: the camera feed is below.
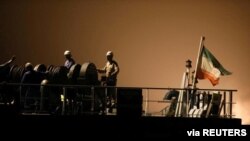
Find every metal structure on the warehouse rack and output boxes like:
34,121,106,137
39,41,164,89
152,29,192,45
0,62,237,118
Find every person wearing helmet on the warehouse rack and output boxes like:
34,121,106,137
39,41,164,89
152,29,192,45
64,50,75,69
98,51,119,86
97,51,119,113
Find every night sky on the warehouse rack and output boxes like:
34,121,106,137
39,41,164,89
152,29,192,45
0,0,249,124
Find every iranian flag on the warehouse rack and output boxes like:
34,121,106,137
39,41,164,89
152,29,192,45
196,46,232,86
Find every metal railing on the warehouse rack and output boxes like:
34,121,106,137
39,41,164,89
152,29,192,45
0,83,237,118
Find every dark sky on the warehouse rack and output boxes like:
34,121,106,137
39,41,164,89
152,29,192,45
0,0,249,124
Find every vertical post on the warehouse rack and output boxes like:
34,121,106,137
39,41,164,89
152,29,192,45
175,72,187,117
40,88,43,112
186,88,189,117
185,60,192,117
19,84,22,113
114,87,117,115
105,85,108,114
145,89,149,116
229,91,233,119
186,60,192,87
223,91,226,117
62,87,66,115
91,86,95,113
192,36,205,88
189,36,205,117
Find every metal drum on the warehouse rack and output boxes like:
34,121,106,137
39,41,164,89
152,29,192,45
34,64,47,73
9,65,25,83
78,62,99,85
67,64,81,84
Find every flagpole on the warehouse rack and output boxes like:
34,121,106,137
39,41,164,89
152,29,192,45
192,36,205,88
186,36,205,115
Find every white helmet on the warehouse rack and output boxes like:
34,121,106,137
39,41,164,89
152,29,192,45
25,62,33,70
64,50,71,56
106,51,113,56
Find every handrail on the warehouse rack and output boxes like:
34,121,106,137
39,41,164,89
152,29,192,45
1,82,237,92
0,82,237,118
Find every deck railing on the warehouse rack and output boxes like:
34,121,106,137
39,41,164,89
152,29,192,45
0,83,237,118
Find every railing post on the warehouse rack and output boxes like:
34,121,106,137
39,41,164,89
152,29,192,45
145,89,149,116
40,86,44,113
229,91,233,119
91,86,95,113
223,91,226,117
62,87,66,115
186,89,189,117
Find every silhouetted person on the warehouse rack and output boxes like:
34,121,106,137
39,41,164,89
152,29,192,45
0,56,16,108
21,62,45,110
97,51,119,113
64,50,75,69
